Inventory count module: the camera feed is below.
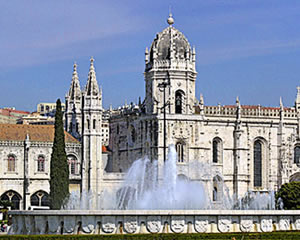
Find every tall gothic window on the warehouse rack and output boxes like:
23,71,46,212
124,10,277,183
87,119,90,130
131,127,136,143
176,142,184,162
7,154,15,172
212,138,222,163
213,187,218,201
212,176,222,202
93,119,96,129
37,155,45,172
68,155,79,175
254,140,262,187
294,146,300,164
175,90,184,114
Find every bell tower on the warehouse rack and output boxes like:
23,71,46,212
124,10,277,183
144,14,197,115
81,57,102,202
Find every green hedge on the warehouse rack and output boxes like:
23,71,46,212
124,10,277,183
0,232,300,240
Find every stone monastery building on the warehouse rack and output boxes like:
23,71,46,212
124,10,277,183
1,15,300,209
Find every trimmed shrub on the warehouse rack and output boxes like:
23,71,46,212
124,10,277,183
276,181,300,210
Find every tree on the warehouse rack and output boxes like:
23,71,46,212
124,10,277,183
50,99,69,209
276,181,300,210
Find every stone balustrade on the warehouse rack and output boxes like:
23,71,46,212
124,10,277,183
8,210,300,235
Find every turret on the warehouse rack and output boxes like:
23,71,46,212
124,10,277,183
85,57,100,97
236,96,241,122
81,57,102,206
295,87,300,112
199,94,204,116
279,96,284,121
65,63,82,139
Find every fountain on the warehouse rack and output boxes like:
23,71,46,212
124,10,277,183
8,145,300,235
65,145,275,211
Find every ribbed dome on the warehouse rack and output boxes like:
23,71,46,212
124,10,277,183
149,26,192,62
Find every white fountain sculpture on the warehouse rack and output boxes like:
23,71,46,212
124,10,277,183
65,144,276,210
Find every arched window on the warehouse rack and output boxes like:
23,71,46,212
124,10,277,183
87,119,90,130
294,146,300,164
30,191,50,208
37,155,45,172
7,154,16,172
176,142,184,162
0,191,21,210
175,90,184,114
177,174,188,182
93,119,96,129
212,138,222,163
212,176,222,202
213,187,218,201
68,155,79,175
131,126,136,143
254,140,262,187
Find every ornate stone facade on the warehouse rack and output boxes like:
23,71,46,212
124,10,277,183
2,16,300,212
108,16,300,200
0,124,81,210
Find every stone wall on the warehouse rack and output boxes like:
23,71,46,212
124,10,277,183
9,210,300,235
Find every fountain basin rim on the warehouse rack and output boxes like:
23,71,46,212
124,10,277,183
8,209,300,216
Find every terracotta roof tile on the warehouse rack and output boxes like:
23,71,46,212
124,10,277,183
0,124,79,143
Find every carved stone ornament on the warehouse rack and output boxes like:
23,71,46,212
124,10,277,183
24,216,34,234
295,217,300,230
218,216,231,233
63,216,76,234
102,216,116,233
171,216,185,233
240,216,253,232
124,216,138,233
15,215,25,235
260,218,272,232
47,216,61,234
34,216,47,234
194,216,208,233
81,216,95,234
279,216,290,231
146,216,161,233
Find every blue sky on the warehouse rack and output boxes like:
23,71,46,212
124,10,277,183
1,0,300,111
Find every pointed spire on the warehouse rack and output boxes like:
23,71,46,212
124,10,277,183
68,62,81,100
296,87,300,112
192,46,196,62
85,57,99,96
236,96,240,107
145,47,149,63
236,96,241,121
279,96,285,122
200,94,204,105
199,94,204,116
